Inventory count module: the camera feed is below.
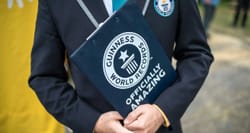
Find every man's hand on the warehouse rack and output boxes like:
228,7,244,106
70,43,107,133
124,104,164,133
94,111,133,133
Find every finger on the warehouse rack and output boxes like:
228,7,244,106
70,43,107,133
109,111,124,120
125,119,144,131
124,108,143,126
112,121,134,133
116,126,134,133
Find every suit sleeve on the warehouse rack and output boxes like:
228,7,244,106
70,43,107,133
154,0,214,127
28,0,101,132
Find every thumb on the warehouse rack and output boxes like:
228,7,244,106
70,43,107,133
116,125,134,133
112,121,134,133
109,111,124,120
124,107,143,126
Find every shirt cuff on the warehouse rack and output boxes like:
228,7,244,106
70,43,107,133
152,104,171,127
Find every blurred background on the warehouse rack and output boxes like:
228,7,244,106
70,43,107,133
182,0,250,133
0,0,249,133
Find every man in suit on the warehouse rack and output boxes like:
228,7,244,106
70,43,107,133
233,0,250,27
201,0,220,35
29,0,213,132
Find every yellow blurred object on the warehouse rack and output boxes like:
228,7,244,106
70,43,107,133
0,0,64,132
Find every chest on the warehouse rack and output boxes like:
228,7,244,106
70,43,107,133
48,0,179,55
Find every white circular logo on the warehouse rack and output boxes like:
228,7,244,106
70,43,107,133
154,0,175,17
103,32,150,90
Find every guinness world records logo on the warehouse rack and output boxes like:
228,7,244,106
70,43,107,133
103,32,150,90
154,0,175,17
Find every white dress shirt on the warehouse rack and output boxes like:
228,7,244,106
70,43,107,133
103,0,113,16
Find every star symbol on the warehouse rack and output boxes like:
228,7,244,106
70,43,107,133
119,50,129,62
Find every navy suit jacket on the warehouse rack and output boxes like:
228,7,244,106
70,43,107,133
29,0,213,132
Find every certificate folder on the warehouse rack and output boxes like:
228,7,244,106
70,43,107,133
70,0,176,117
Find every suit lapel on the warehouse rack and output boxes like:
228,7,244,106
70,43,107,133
80,0,149,26
83,0,109,24
135,0,147,11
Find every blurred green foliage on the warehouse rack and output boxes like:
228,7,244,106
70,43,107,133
198,0,250,43
221,0,232,4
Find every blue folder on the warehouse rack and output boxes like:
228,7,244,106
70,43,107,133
70,0,176,117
